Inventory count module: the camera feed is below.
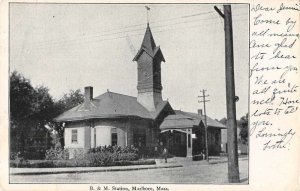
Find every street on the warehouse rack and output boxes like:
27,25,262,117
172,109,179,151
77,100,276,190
10,158,248,184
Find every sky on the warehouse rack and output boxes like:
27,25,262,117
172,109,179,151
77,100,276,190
10,4,249,120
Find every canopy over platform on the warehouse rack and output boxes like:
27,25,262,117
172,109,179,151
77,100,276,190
159,110,225,157
160,110,226,131
160,114,199,132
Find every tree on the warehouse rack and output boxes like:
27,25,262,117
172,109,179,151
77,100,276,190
219,117,227,126
238,113,248,144
10,71,35,155
49,89,84,147
219,114,249,144
10,71,55,159
10,71,84,158
55,89,84,114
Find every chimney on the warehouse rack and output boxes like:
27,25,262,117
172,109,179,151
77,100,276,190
198,109,203,116
84,86,93,102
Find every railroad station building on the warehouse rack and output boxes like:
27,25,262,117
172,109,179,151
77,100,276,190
55,24,225,158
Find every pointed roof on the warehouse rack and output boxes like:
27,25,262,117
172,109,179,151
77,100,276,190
133,24,165,62
141,23,156,53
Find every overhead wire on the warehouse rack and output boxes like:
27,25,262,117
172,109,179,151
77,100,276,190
19,13,248,51
10,19,248,59
19,10,216,48
11,10,248,55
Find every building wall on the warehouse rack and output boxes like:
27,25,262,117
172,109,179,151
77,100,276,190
136,51,163,111
221,129,227,153
84,125,91,148
64,121,91,158
117,127,126,147
67,118,152,149
93,120,127,147
129,118,151,147
64,121,89,149
95,126,112,146
208,128,221,156
137,91,162,111
64,118,156,158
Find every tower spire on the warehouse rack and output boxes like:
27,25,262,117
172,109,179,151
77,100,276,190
145,6,150,25
133,10,166,111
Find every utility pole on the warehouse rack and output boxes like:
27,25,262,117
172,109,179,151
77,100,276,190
214,5,240,183
198,89,210,162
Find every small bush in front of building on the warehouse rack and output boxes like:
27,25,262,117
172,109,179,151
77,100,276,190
84,145,139,166
45,147,69,160
72,148,87,159
85,152,111,166
52,159,91,167
10,158,29,167
89,145,138,155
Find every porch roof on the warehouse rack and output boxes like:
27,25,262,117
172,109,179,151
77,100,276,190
160,110,226,131
159,114,199,130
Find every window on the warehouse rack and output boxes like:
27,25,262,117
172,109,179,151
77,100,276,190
71,129,78,143
111,128,118,146
188,134,191,148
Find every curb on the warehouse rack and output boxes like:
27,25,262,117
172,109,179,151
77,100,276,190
209,157,248,165
10,164,183,176
209,160,227,164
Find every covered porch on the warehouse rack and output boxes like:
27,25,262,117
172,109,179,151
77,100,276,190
159,114,206,157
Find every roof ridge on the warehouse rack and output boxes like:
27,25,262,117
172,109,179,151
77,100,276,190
94,91,137,100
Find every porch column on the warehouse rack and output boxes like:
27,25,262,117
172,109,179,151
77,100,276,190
125,127,128,147
186,128,193,157
126,119,133,146
190,129,193,154
91,127,95,148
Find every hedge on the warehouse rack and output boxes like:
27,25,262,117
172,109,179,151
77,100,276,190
10,145,158,168
10,159,155,168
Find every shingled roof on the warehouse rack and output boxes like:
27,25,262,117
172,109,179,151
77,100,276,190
54,91,170,122
160,110,226,130
133,24,165,62
175,110,226,128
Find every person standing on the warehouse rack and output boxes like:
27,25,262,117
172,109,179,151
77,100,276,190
163,147,168,163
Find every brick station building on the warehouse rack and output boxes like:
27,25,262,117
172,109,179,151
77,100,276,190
55,24,225,158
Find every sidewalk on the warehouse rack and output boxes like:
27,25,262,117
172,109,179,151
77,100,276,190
157,156,248,166
10,163,183,176
11,156,248,176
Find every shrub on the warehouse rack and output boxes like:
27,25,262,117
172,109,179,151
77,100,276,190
11,145,142,168
81,145,139,166
89,145,138,155
73,148,87,159
45,147,69,160
10,159,155,168
52,159,91,167
10,152,19,160
10,158,29,167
